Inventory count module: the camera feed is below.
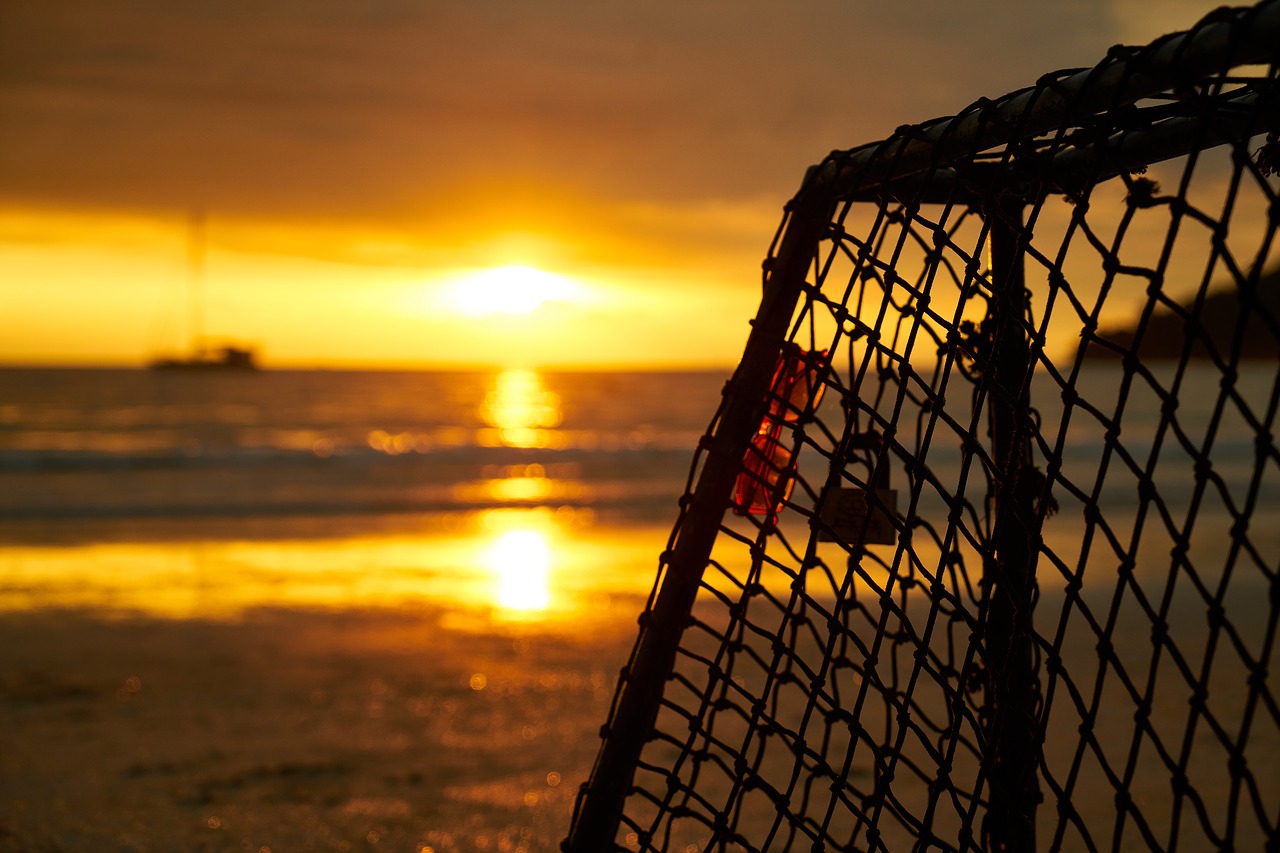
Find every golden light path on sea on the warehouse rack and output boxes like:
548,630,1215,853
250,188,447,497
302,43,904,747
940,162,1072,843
0,509,661,628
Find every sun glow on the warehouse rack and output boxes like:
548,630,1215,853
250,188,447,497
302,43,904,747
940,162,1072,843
450,265,578,316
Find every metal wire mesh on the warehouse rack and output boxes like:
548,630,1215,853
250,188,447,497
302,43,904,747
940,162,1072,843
566,3,1280,850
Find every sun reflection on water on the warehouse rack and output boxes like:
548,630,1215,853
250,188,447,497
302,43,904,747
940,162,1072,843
0,509,670,629
451,475,590,505
478,369,562,448
485,527,552,613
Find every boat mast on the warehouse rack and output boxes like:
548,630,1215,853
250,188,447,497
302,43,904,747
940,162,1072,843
188,208,206,355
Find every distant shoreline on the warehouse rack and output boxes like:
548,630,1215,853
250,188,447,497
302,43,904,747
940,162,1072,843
1092,267,1280,362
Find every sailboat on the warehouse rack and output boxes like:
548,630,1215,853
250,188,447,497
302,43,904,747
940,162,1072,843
148,209,260,371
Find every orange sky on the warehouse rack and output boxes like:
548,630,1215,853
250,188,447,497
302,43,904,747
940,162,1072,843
0,0,1217,368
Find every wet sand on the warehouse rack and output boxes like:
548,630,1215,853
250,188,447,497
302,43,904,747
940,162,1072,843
0,605,636,853
3,513,1276,851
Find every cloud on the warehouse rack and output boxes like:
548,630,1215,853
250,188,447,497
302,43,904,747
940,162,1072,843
1,0,1141,228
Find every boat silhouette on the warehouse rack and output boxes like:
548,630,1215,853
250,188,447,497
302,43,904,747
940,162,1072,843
148,344,258,371
147,209,260,371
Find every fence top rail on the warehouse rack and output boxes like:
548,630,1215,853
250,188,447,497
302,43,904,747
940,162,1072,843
806,0,1280,204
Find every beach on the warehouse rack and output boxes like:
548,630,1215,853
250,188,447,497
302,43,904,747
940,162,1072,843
0,506,670,853
0,603,638,853
0,368,714,852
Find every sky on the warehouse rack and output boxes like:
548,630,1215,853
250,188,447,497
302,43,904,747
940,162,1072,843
0,0,1226,369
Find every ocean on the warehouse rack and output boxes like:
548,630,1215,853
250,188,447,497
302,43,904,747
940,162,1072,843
0,368,727,619
0,367,723,527
1,364,1276,851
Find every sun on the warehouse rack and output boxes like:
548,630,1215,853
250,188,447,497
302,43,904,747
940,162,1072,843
450,265,577,316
